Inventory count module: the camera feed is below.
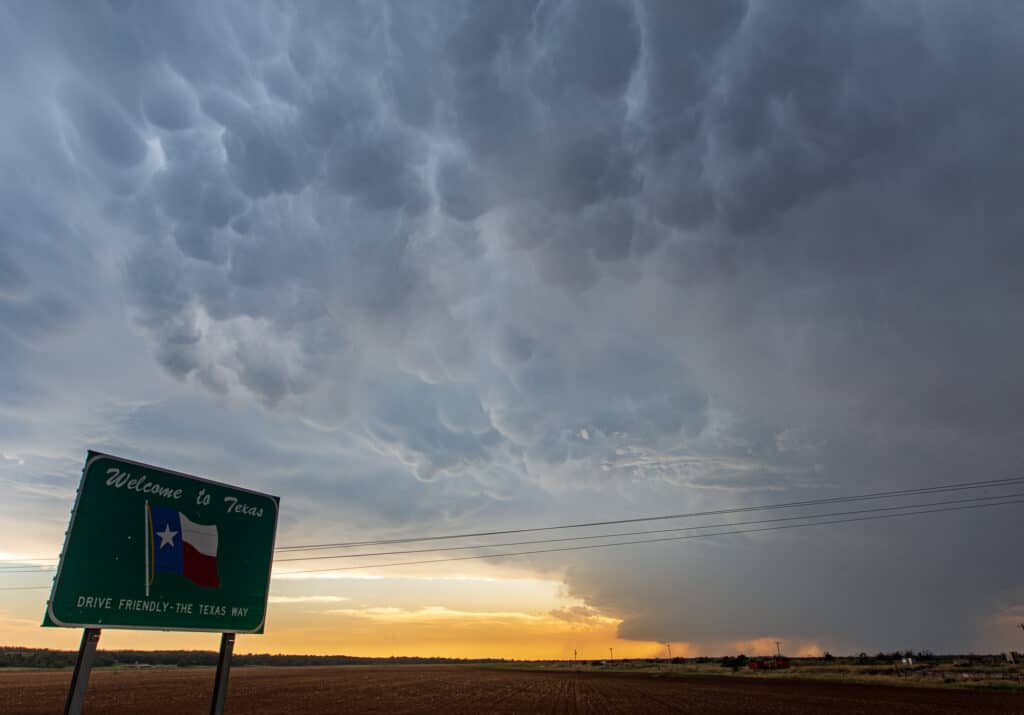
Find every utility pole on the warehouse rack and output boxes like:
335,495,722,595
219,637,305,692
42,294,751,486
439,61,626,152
609,647,614,661
573,649,577,664
775,641,782,657
666,643,672,660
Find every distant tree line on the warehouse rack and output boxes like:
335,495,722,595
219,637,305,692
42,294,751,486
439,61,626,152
0,647,504,669
720,654,748,670
854,650,935,664
3,646,1016,670
711,650,1018,670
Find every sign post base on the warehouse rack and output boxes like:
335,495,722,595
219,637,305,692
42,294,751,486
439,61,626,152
64,627,101,715
210,632,235,715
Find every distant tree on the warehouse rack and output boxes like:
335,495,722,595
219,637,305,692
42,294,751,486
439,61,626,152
823,652,835,662
721,654,748,671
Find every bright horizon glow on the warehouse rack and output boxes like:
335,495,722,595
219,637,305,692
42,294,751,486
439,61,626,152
0,569,826,659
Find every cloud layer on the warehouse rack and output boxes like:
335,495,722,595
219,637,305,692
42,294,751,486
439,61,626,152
2,0,1024,654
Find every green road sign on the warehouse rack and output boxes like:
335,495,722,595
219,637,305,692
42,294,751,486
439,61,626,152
44,452,279,633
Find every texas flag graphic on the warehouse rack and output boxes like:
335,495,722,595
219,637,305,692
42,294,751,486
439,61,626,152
147,504,220,589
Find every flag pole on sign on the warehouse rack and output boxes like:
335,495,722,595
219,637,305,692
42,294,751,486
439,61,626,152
144,500,150,598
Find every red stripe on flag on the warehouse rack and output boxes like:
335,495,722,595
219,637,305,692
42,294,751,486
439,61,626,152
183,542,220,588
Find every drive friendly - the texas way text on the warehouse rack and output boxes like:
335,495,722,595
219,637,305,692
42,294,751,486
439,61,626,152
74,596,249,619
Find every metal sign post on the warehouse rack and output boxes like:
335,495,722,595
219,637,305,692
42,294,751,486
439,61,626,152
64,628,101,715
210,632,236,715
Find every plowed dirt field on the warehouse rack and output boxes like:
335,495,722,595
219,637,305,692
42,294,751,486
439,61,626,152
2,665,1022,714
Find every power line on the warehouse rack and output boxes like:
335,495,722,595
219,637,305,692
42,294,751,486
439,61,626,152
273,491,1024,563
0,562,56,570
10,490,1015,575
6,477,1023,566
4,497,1020,586
274,475,1024,552
8,492,1018,575
276,497,1024,575
0,565,55,570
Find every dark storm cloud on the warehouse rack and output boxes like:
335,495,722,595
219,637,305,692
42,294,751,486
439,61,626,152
436,159,491,222
153,133,248,230
140,64,198,131
59,81,148,168
324,125,429,212
0,179,95,347
4,0,1024,653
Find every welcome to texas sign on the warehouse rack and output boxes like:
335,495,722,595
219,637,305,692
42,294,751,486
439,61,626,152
44,452,279,633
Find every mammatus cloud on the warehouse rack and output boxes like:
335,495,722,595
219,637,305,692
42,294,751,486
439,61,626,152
2,0,1023,654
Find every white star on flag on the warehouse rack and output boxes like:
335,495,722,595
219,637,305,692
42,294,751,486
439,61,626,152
157,523,178,549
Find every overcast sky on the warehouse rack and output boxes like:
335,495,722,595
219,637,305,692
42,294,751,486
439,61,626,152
2,0,1024,657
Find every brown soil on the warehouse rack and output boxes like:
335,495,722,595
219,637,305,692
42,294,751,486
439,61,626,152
1,665,1022,714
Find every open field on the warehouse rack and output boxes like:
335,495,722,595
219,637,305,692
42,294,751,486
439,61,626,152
521,658,1024,691
2,665,1024,714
